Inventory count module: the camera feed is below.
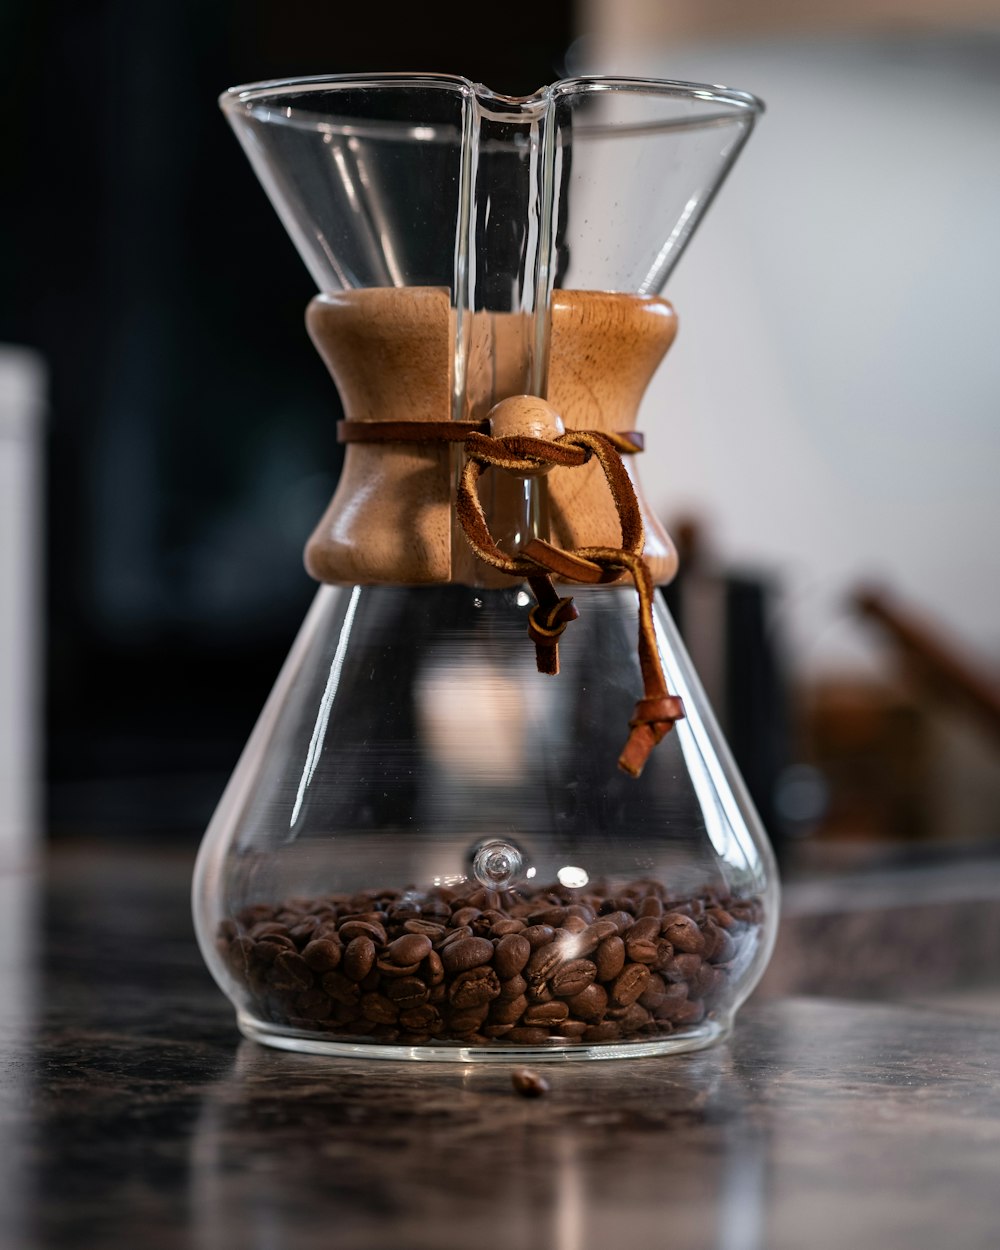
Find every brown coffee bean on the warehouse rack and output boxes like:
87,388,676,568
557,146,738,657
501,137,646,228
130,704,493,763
551,959,598,998
557,1020,588,1039
302,938,342,972
629,916,661,940
708,906,735,930
338,919,387,945
652,939,675,972
694,964,725,998
603,910,635,933
511,1067,550,1097
328,998,361,1025
449,1004,489,1033
495,933,531,980
498,974,528,1001
359,968,381,993
595,935,626,982
251,921,290,939
321,970,361,1005
650,985,690,1015
340,909,385,926
387,901,421,923
530,906,567,927
610,963,651,1007
638,896,664,919
565,983,608,1022
237,903,275,925
490,918,525,936
440,936,493,975
423,950,445,986
436,927,473,950
571,920,616,957
291,987,329,1017
625,917,661,964
526,980,555,1004
709,928,736,965
361,993,398,1024
226,935,255,971
466,888,500,909
662,914,705,955
506,1027,550,1044
671,998,706,1026
386,977,429,1009
639,973,667,1010
343,936,376,981
697,919,720,962
386,933,432,965
662,953,703,983
399,1004,441,1032
449,967,502,1009
376,957,421,978
256,932,297,953
490,994,528,1025
582,1021,621,1042
561,915,588,934
403,919,446,939
526,941,566,983
269,951,314,992
288,918,321,945
629,916,661,943
523,1001,569,1026
450,906,482,928
566,904,596,923
521,925,556,949
610,1003,652,1034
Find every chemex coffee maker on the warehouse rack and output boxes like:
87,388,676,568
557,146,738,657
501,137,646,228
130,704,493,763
193,73,779,1060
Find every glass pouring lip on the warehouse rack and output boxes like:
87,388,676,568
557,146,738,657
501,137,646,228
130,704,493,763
219,71,765,137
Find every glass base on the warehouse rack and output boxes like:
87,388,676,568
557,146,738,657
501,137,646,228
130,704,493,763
237,1010,731,1061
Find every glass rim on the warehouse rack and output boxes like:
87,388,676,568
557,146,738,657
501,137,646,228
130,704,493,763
219,71,765,130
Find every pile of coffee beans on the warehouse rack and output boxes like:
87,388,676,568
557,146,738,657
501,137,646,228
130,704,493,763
217,880,763,1047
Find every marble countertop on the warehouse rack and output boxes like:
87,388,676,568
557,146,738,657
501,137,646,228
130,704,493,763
2,844,999,1250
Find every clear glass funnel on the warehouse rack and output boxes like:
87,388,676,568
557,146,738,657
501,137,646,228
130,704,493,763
219,73,760,409
194,74,777,1060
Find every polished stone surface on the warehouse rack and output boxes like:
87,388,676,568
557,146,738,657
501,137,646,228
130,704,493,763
2,845,999,1250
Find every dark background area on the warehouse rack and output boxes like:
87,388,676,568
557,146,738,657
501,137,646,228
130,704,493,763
1,1,576,837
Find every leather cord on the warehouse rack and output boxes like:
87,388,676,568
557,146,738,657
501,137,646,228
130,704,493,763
337,419,683,776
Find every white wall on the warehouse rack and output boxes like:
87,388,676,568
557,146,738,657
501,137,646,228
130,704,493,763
571,31,1000,677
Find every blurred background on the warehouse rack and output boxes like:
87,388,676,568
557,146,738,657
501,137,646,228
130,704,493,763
2,0,999,886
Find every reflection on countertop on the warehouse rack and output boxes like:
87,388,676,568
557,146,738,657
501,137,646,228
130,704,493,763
1,842,999,1250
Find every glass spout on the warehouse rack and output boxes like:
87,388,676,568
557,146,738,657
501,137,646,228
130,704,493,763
220,73,762,406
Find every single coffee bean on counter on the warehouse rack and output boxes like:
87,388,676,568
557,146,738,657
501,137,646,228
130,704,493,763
218,878,764,1049
511,1067,550,1098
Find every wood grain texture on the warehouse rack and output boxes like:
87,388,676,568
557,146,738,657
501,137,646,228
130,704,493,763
547,290,679,584
304,288,679,586
304,287,454,585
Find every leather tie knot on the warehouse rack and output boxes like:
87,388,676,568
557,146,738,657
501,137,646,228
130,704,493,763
334,412,685,777
455,417,685,778
526,579,579,676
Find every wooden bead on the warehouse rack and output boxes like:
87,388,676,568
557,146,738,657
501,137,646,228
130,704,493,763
488,396,566,476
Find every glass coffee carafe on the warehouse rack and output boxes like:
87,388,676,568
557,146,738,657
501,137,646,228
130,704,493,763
193,73,779,1060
